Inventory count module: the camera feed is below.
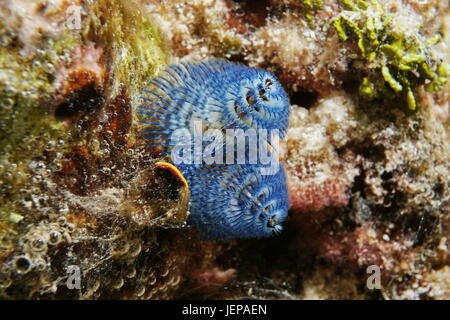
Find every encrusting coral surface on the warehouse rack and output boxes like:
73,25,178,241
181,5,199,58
0,0,448,299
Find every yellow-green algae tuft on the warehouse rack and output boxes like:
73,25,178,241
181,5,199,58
332,0,449,114
84,0,169,98
300,0,324,28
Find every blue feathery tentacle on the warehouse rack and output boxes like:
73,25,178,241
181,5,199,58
138,60,290,159
138,59,290,241
186,162,289,241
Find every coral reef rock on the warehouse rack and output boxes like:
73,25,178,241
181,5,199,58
0,0,449,299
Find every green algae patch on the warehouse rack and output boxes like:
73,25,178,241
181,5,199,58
84,0,169,98
332,0,449,114
0,31,80,252
300,0,324,28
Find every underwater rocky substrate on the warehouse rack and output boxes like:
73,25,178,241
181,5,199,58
0,0,449,299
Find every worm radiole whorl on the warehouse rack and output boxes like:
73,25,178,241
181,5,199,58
138,59,290,241
187,163,289,241
138,59,290,156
